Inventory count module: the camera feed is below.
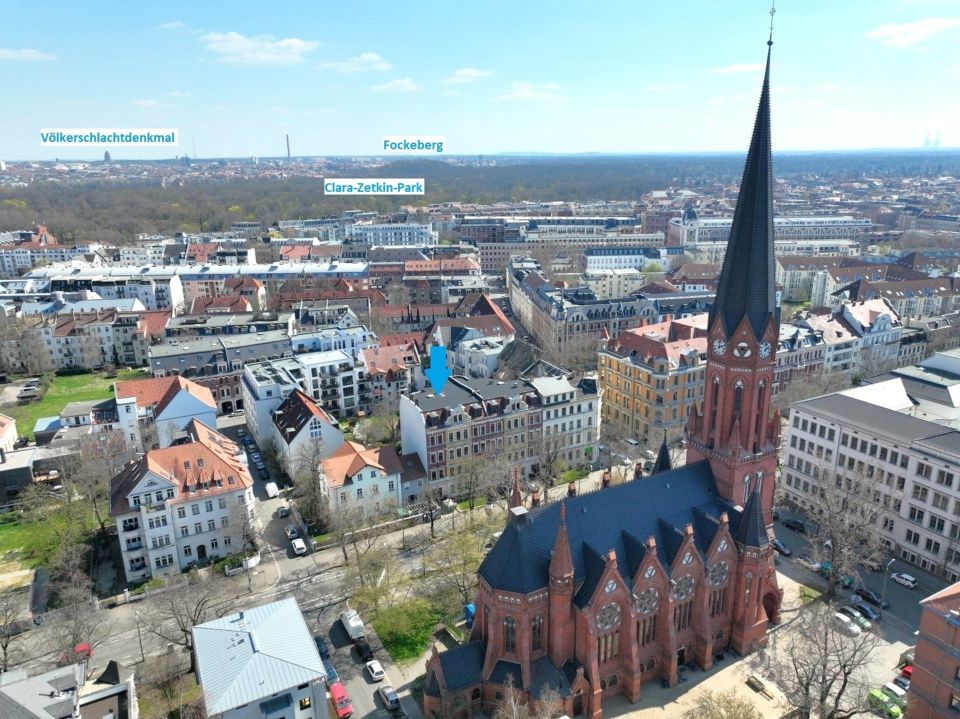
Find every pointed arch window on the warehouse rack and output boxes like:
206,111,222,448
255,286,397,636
504,616,516,653
732,380,744,423
754,381,766,444
756,471,764,500
532,615,543,652
709,376,720,439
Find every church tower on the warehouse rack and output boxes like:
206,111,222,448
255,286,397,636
686,35,780,527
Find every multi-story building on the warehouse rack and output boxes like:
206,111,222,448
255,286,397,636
667,213,870,246
598,316,707,442
508,257,659,364
477,229,664,274
290,325,376,356
110,419,255,583
164,312,295,339
399,374,599,500
362,343,421,402
583,246,669,272
425,43,784,716
346,222,437,246
193,598,328,719
907,580,960,719
687,237,860,266
775,255,848,302
898,208,960,233
583,269,645,300
271,389,344,479
149,330,293,413
114,375,218,452
321,440,403,515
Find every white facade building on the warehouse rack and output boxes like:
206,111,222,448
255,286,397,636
271,389,344,479
346,222,437,246
320,441,403,516
115,375,218,452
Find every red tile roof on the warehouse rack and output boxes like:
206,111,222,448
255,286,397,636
115,376,216,412
321,441,401,488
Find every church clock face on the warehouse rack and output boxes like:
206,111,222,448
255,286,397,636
758,341,772,358
682,551,693,565
709,561,729,586
596,602,621,630
674,575,695,601
712,339,727,357
635,588,659,615
732,341,753,358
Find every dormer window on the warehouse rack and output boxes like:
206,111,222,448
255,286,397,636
184,461,191,469
197,458,205,468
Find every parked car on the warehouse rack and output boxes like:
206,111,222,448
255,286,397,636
278,506,290,518
855,586,890,609
323,658,340,684
848,599,881,622
284,524,299,540
892,675,910,691
781,518,807,534
258,468,270,480
900,664,913,680
890,572,917,590
265,481,280,498
365,659,385,681
818,562,854,589
867,688,902,718
625,438,640,447
329,681,353,719
796,556,820,572
832,612,862,637
241,436,253,446
314,636,329,659
838,606,871,631
772,538,792,556
250,452,262,460
355,639,374,663
291,538,307,556
881,682,907,709
378,685,401,712
340,609,365,641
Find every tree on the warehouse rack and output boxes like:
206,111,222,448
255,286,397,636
775,371,849,410
344,541,410,617
763,602,881,718
797,464,894,596
49,582,108,666
458,450,511,512
291,440,328,529
144,570,225,673
356,397,400,445
492,673,564,719
426,526,487,610
681,689,763,719
531,437,569,488
0,588,27,673
66,431,133,535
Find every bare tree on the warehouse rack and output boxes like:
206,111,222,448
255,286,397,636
0,588,28,673
344,541,410,617
355,397,400,445
797,465,895,597
291,440,328,528
49,582,109,665
426,525,487,611
458,450,511,512
66,431,133,535
763,602,881,718
531,437,569,488
144,571,225,673
681,689,763,719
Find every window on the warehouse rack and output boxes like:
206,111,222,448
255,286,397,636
597,630,620,663
504,616,516,653
219,498,226,509
192,504,200,515
709,588,728,617
905,529,920,545
931,515,946,533
211,538,218,549
532,615,543,652
205,500,213,512
913,484,929,502
910,507,926,524
184,545,192,556
356,488,363,499
674,601,693,631
208,520,216,531
194,522,202,534
917,462,932,479
177,506,186,518
938,470,955,488
639,615,657,646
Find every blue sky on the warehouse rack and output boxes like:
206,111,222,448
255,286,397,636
3,0,959,160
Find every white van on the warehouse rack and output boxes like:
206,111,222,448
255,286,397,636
882,682,906,708
264,481,280,499
625,438,640,447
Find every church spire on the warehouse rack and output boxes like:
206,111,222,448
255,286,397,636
651,431,671,474
709,37,776,340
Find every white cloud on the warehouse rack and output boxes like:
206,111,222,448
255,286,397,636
496,82,567,102
168,90,192,98
202,31,319,65
444,67,492,84
868,17,960,47
0,48,56,61
711,63,765,75
321,52,391,73
157,21,183,30
371,78,420,93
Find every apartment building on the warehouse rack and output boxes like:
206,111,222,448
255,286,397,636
783,379,960,581
667,213,870,246
687,238,860,266
321,440,403,515
110,420,255,583
115,375,218,452
149,330,293,413
583,246,668,272
598,316,707,441
289,325,376,355
362,343,421,402
907,581,960,719
346,222,437,246
399,374,599,501
271,389,344,479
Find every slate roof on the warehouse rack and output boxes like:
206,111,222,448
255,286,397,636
651,434,672,474
479,460,743,595
488,660,525,688
732,485,768,548
529,655,572,699
710,46,776,338
437,640,485,690
193,597,325,717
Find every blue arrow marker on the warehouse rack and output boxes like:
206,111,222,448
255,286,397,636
425,343,451,395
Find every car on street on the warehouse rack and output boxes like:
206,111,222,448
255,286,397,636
855,586,890,609
867,688,902,718
893,676,910,690
323,658,339,683
900,665,913,680
818,562,855,589
796,556,820,572
772,538,792,556
781,518,807,533
241,436,253,446
378,685,401,712
258,468,270,480
832,612,862,636
314,636,329,659
284,524,299,539
848,599,881,622
278,506,290,518
365,659,385,681
838,605,871,631
291,538,307,555
355,639,374,663
890,572,917,590
250,451,262,459
329,681,353,719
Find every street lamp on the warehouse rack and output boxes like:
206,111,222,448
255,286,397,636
879,558,895,620
134,611,145,664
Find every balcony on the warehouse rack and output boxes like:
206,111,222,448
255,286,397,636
124,539,143,551
122,519,140,533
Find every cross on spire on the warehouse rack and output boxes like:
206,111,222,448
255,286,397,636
769,1,776,46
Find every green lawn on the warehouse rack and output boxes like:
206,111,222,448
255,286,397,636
372,599,443,664
560,468,590,484
0,503,98,570
2,369,149,440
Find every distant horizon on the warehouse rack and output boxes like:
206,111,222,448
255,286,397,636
8,146,960,165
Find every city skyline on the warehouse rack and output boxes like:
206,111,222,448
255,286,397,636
2,0,960,160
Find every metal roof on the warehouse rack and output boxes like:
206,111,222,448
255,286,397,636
193,597,325,716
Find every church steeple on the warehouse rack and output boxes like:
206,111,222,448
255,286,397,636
709,44,776,340
651,431,671,475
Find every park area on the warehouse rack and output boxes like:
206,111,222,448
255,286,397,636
1,369,149,440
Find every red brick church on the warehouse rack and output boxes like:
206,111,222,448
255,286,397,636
422,37,784,719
